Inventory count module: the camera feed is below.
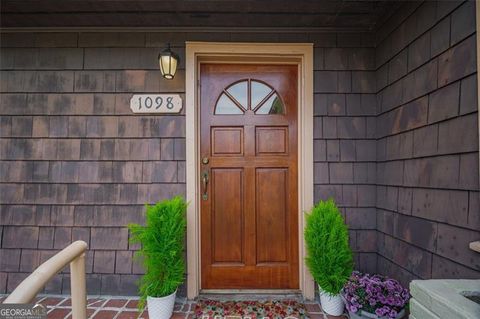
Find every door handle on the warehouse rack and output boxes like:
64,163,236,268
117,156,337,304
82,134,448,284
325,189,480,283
202,170,209,200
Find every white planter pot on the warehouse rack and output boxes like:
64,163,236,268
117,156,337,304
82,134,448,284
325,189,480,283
319,285,345,316
147,289,177,319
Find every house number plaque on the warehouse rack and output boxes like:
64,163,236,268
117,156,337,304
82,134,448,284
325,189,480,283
130,94,182,114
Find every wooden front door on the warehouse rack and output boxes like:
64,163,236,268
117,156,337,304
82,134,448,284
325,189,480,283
200,64,299,289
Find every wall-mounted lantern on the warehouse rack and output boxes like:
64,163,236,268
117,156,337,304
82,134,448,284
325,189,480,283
159,44,179,80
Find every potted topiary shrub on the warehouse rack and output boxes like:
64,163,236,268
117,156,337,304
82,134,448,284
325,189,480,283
304,198,353,316
128,196,187,319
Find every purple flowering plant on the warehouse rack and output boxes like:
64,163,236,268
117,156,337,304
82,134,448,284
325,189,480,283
342,271,409,319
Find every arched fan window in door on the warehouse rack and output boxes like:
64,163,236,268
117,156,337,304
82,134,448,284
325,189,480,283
214,79,285,115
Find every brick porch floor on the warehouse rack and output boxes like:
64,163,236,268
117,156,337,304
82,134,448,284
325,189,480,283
0,295,347,319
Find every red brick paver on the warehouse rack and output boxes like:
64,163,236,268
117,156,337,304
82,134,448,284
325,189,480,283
92,310,119,319
47,308,71,319
58,299,72,307
87,298,108,308
42,297,65,306
104,299,128,308
125,300,139,309
116,311,140,319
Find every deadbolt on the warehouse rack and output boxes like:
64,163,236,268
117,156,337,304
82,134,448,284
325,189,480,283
202,157,209,165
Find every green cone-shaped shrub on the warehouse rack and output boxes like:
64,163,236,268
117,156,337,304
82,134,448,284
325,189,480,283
128,196,187,310
304,198,353,295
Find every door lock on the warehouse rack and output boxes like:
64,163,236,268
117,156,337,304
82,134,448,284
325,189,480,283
202,157,209,165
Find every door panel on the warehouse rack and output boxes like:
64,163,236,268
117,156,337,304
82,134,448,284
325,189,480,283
211,127,244,156
256,127,288,155
200,63,298,289
256,168,288,264
211,168,244,264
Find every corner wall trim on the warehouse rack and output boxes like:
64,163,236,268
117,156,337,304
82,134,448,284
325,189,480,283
476,2,480,190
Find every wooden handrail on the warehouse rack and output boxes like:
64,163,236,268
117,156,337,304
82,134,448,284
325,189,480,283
4,241,88,319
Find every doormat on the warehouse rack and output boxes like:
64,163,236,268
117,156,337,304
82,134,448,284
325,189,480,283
193,299,310,319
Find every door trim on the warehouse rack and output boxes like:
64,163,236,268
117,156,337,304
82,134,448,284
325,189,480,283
185,42,314,300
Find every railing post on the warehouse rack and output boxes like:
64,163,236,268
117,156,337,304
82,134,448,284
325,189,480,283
4,241,88,306
70,253,87,319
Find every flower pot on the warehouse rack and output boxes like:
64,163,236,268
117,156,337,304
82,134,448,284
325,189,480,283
319,285,345,316
348,308,406,319
147,289,177,319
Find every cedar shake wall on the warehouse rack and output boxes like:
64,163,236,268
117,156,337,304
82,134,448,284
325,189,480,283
375,0,480,286
0,31,377,295
0,0,478,296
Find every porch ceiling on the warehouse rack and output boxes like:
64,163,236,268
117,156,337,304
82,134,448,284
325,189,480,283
1,0,401,30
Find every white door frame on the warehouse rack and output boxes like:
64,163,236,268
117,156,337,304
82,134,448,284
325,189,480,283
185,42,314,299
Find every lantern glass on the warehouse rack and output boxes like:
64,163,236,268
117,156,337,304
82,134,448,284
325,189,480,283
159,47,179,80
